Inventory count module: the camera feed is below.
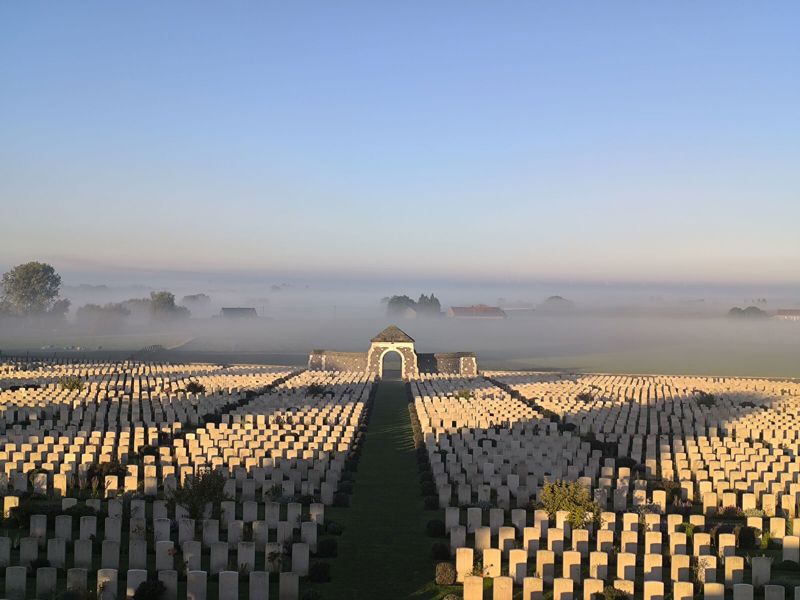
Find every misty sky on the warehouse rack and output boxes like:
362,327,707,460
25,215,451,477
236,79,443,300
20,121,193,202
1,2,798,285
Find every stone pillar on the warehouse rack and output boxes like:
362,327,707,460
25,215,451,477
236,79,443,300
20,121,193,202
751,556,772,588
278,572,299,600
249,571,269,600
67,568,88,595
583,578,604,600
97,568,118,600
553,577,574,600
159,570,178,600
464,576,484,600
764,585,786,600
218,571,239,600
187,570,207,600
36,566,58,599
523,577,544,600
126,570,148,598
734,584,754,600
456,547,474,583
5,565,26,600
673,581,694,600
643,581,664,600
493,576,513,600
704,583,725,600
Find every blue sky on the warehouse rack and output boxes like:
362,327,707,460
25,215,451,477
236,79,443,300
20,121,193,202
1,1,798,285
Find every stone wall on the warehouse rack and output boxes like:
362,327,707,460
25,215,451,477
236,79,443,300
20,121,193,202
417,352,478,376
308,351,368,372
310,348,477,378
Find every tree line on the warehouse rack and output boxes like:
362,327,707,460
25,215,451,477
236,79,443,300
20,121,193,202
0,261,192,331
381,293,442,317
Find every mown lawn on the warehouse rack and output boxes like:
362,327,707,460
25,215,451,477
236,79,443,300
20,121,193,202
305,380,447,599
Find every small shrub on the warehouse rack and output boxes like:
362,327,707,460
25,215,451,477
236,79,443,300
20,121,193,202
773,560,800,571
602,585,630,600
138,444,159,458
709,523,735,543
615,457,638,469
316,538,338,558
185,381,206,394
426,519,446,537
424,495,439,510
58,376,84,392
87,460,127,482
435,562,456,585
721,506,743,518
735,525,758,549
134,579,167,600
431,542,450,560
167,467,229,522
743,508,765,518
761,531,772,549
307,383,325,396
539,480,600,529
308,561,331,583
652,478,682,502
264,484,283,501
471,557,484,576
575,392,594,403
694,390,716,407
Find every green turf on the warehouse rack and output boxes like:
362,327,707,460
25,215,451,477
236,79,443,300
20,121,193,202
306,380,443,599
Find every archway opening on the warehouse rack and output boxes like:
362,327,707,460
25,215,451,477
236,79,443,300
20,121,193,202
381,350,403,380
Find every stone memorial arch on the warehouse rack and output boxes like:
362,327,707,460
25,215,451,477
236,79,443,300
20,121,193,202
308,325,477,379
365,325,419,379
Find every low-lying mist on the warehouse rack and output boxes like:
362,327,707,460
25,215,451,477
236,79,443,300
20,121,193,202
1,279,798,379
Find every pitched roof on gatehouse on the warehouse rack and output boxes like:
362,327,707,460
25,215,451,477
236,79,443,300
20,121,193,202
371,325,415,343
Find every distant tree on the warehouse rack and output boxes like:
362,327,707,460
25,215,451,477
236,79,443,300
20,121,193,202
539,295,575,312
120,297,153,319
416,293,442,316
386,295,416,315
76,302,131,332
150,291,190,320
728,306,768,319
49,298,71,318
1,262,69,317
384,293,441,317
120,292,190,321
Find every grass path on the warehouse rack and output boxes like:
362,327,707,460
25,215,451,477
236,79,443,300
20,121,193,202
312,380,437,599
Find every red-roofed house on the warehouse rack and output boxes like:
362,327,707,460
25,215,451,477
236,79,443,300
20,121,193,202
776,309,800,321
